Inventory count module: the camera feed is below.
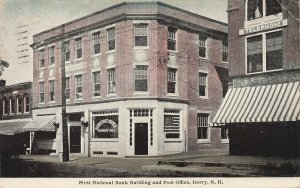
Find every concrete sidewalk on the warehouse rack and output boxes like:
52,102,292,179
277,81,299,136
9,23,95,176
3,149,300,177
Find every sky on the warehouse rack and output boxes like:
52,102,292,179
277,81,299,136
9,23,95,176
0,0,228,85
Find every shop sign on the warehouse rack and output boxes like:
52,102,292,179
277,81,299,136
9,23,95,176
94,115,118,138
240,19,287,35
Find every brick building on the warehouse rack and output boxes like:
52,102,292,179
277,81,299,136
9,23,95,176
0,82,32,155
31,2,228,157
213,0,300,157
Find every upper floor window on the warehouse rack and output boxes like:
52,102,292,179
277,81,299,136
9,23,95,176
199,72,208,97
9,98,14,114
17,97,22,113
107,27,115,51
39,49,45,68
167,27,177,51
247,0,282,21
93,71,101,96
75,75,83,99
222,41,228,62
247,30,282,74
24,96,29,113
49,46,55,65
65,77,70,99
49,80,55,101
92,31,101,54
167,68,177,94
134,65,148,92
75,38,82,59
108,68,116,94
64,41,70,62
134,24,148,46
39,82,45,103
199,35,207,58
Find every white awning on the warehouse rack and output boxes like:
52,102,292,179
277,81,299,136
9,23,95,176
212,82,300,125
21,115,56,132
0,121,30,135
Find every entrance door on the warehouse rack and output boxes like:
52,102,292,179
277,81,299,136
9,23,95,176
70,126,81,153
134,123,148,155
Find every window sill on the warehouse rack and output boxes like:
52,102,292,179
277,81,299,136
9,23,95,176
65,61,71,65
74,98,83,102
49,64,55,68
91,53,101,58
167,93,178,97
106,93,116,97
48,101,55,104
199,56,209,60
133,46,149,50
199,96,209,100
106,64,116,69
90,138,118,142
221,139,229,144
38,67,45,70
38,102,45,105
246,68,283,75
133,92,149,96
106,50,116,54
92,96,102,99
197,139,211,144
168,50,177,54
222,61,228,64
74,58,83,62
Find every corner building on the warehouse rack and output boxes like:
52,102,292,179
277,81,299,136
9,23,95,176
213,0,300,157
31,2,228,157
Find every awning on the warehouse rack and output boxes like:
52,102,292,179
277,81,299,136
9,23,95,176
213,81,300,125
21,115,56,132
0,121,30,135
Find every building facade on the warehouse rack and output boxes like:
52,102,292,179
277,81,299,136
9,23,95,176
31,2,228,157
213,0,300,157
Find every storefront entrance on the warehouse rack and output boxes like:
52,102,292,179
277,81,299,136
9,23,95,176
70,126,81,153
134,123,148,155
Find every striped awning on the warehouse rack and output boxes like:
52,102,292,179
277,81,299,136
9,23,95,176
213,82,300,125
0,121,30,135
21,115,56,132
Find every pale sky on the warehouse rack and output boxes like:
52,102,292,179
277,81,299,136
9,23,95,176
0,0,228,85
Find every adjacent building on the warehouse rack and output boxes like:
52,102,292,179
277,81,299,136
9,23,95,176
213,0,300,157
31,2,228,157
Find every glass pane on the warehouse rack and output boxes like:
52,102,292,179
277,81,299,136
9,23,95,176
266,0,282,16
247,35,263,73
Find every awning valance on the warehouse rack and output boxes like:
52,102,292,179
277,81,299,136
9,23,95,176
213,81,300,125
21,115,56,132
0,121,30,135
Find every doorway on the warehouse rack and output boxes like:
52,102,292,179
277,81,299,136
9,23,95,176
134,123,148,155
70,126,81,153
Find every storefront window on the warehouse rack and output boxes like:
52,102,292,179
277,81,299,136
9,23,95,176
93,115,118,138
164,110,180,139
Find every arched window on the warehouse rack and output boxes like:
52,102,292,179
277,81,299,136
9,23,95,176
247,0,282,21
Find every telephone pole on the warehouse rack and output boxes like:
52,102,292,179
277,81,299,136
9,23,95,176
60,25,69,162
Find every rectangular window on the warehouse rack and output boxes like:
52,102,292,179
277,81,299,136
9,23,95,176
49,46,55,65
199,35,207,58
167,27,176,51
39,82,45,103
107,27,115,51
197,113,210,140
92,31,101,54
199,72,208,97
167,68,177,94
164,110,180,139
17,97,22,113
3,99,9,115
247,0,282,20
134,65,148,92
24,96,29,113
75,75,83,99
108,68,116,94
49,80,55,101
247,31,282,74
222,41,228,62
39,49,45,68
93,71,101,96
221,127,229,140
266,31,283,71
10,98,14,114
134,24,148,46
64,41,70,62
75,38,82,59
65,77,70,99
247,35,263,73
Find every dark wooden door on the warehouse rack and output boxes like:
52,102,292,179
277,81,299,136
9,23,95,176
134,123,148,155
70,126,81,153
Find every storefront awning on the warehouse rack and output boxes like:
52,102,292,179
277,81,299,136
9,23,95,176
21,115,56,132
0,121,30,135
213,82,300,125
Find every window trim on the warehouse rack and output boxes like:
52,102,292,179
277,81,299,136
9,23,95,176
38,49,45,69
221,127,229,143
245,0,282,21
74,37,83,60
164,109,181,140
65,77,70,100
92,31,101,55
24,95,30,113
106,27,116,52
134,65,148,93
199,35,208,59
39,82,45,103
49,80,55,102
75,74,83,100
17,96,22,114
198,71,209,99
64,41,70,62
92,71,101,97
134,24,148,47
197,112,211,143
48,45,55,66
167,68,177,95
222,41,228,63
167,27,177,52
107,68,116,95
245,29,283,75
9,98,14,114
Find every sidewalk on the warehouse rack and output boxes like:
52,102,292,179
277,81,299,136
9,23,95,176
2,149,299,177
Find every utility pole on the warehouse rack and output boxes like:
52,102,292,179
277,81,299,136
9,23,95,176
60,25,69,162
